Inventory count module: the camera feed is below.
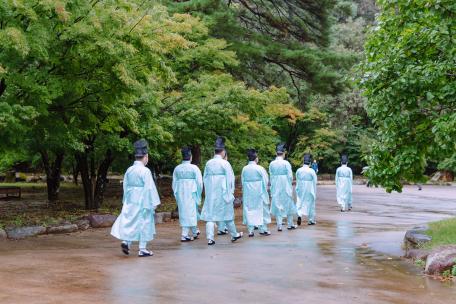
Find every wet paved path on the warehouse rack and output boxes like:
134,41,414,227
1,185,455,304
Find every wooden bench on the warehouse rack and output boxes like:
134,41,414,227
0,186,21,198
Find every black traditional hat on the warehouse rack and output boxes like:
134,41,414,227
341,154,348,164
247,148,257,161
181,147,192,160
276,143,286,153
134,139,148,157
214,136,226,150
303,153,312,165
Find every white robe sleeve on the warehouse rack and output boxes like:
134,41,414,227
260,166,270,205
295,169,301,197
312,169,318,195
225,161,235,204
286,161,293,184
195,165,203,205
335,167,340,188
122,172,128,205
143,168,160,210
172,168,177,196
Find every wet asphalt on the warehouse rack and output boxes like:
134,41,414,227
0,185,455,304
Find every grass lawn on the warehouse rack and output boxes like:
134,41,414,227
425,217,456,248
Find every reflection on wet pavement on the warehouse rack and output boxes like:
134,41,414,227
0,185,455,304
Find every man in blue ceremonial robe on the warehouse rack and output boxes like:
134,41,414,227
172,147,203,242
296,154,318,225
269,144,297,231
336,155,353,212
241,149,271,237
111,139,161,257
200,137,243,245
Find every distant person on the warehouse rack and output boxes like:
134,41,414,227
111,139,160,257
242,149,271,237
200,137,243,245
336,155,353,212
269,143,297,231
311,159,319,174
172,147,203,242
296,154,318,225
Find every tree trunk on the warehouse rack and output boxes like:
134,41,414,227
41,151,64,202
76,149,114,210
72,161,80,185
191,144,201,165
76,152,95,210
93,149,114,207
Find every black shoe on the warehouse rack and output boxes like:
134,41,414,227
193,230,201,239
308,221,316,225
341,209,345,212
181,236,194,242
297,216,302,226
217,230,228,235
208,240,215,246
248,232,254,237
254,226,259,230
278,227,282,232
287,225,297,230
259,231,271,236
121,242,130,255
231,232,244,242
348,206,352,211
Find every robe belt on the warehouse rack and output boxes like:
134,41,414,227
206,173,225,176
271,173,288,176
243,179,262,182
176,178,196,180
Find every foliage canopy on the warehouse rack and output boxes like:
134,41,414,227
360,0,456,191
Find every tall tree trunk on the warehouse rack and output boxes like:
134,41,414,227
76,152,96,209
93,149,114,207
72,160,80,185
191,144,201,165
76,150,114,210
41,151,64,202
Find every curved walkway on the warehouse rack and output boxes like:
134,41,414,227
1,185,455,304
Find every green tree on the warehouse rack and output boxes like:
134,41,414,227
290,1,375,173
360,0,456,191
0,1,198,206
167,0,356,158
1,0,301,209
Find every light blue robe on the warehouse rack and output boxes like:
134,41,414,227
296,165,317,223
269,157,296,218
111,161,161,242
200,155,235,222
336,164,353,210
172,161,203,227
241,161,271,227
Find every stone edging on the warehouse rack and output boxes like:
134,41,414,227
0,212,176,241
404,225,456,277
